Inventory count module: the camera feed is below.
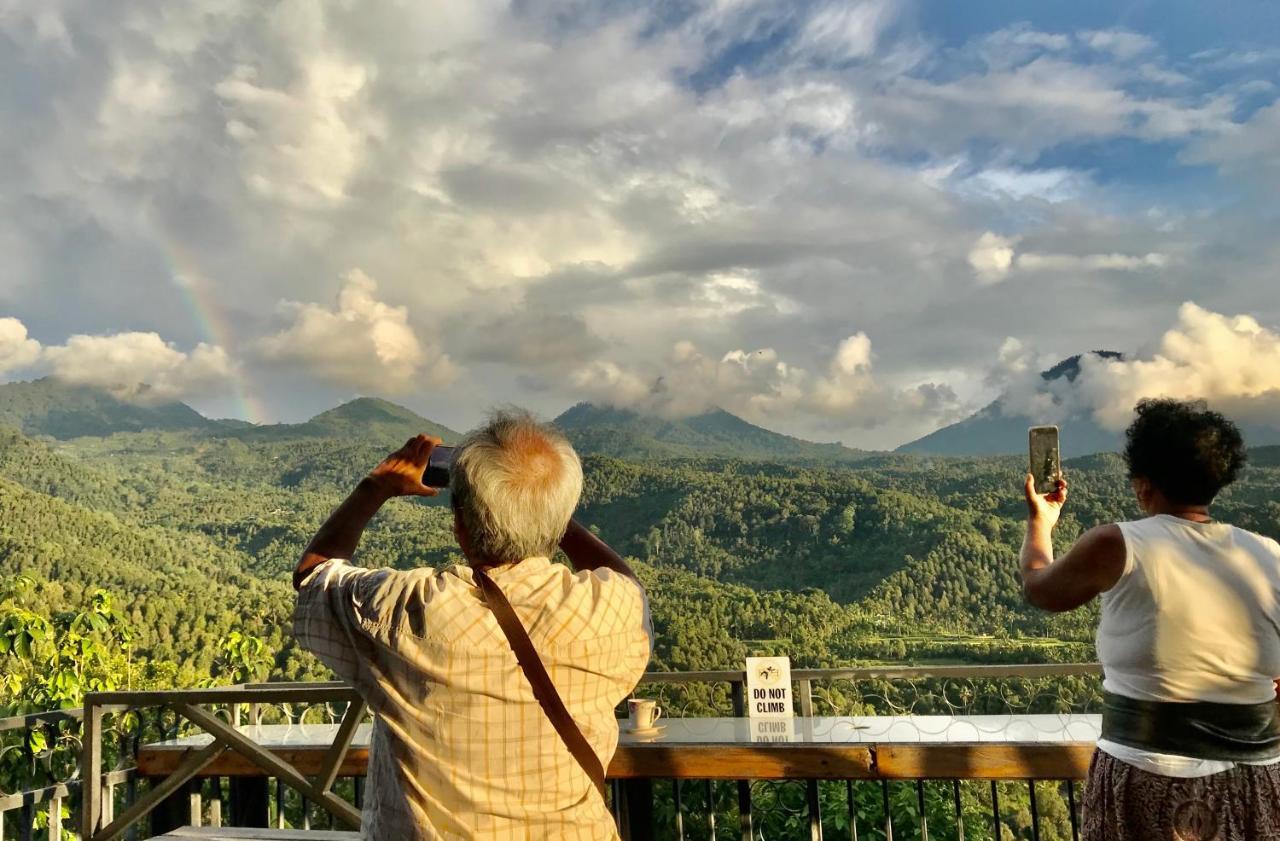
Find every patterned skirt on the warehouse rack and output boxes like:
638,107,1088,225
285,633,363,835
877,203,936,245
1082,750,1280,841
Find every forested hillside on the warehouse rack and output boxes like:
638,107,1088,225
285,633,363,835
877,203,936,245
2,388,1277,839
2,385,1278,690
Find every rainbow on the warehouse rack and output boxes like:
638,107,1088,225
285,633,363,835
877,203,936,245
162,237,270,424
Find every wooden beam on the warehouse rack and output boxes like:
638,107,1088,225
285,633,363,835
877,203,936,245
609,745,875,780
89,687,359,707
176,705,361,830
873,743,1094,780
315,700,366,795
141,743,877,781
93,740,228,841
152,829,360,839
139,749,371,779
140,742,1097,781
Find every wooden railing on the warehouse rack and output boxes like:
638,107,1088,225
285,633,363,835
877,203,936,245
0,663,1105,840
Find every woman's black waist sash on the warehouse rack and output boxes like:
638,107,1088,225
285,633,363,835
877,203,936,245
1101,691,1280,762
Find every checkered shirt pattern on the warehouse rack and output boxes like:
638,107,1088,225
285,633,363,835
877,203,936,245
294,556,653,841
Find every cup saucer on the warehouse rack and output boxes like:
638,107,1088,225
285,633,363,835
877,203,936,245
624,723,666,736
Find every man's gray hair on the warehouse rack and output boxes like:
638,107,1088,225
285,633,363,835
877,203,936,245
449,408,583,563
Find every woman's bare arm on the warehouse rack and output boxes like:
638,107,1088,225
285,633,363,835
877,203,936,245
1019,473,1126,612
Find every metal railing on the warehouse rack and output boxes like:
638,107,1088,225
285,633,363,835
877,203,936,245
0,663,1104,841
626,663,1103,840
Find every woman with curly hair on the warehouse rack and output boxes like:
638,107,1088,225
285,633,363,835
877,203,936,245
1018,398,1280,841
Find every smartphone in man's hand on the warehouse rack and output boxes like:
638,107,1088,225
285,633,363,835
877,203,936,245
1029,426,1062,495
423,445,456,488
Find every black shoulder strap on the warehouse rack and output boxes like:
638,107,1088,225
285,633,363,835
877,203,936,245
473,568,608,798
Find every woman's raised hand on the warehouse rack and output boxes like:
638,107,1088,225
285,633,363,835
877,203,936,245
1024,473,1068,529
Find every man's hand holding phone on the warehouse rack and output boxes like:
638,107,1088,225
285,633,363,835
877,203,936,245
295,432,443,589
367,435,443,499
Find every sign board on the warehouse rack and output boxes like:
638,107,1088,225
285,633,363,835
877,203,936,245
745,656,793,719
750,718,796,742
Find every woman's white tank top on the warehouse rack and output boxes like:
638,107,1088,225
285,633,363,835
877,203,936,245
1095,514,1280,775
1099,514,1280,705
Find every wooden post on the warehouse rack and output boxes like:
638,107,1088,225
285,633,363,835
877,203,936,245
81,702,104,839
19,791,33,841
620,779,654,841
229,779,270,828
146,782,189,837
730,681,753,841
188,786,202,827
47,796,62,840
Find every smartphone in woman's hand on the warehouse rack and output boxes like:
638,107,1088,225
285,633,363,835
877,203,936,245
1029,425,1062,495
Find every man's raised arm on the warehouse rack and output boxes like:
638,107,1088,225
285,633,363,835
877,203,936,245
293,435,440,589
559,520,640,584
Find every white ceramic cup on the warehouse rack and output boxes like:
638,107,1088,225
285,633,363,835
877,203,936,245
627,698,663,730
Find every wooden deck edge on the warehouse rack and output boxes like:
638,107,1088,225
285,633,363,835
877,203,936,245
140,742,1093,781
873,743,1094,780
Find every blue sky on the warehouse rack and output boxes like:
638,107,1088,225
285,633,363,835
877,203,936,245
0,0,1278,447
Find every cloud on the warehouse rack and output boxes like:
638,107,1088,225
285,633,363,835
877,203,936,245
0,0,1277,445
0,318,43,375
215,52,380,208
969,232,1170,283
570,341,803,420
1,316,233,402
1080,30,1156,60
462,312,606,368
43,332,232,402
1015,252,1169,272
1074,303,1280,430
569,332,960,431
994,304,1280,431
867,43,1238,161
958,166,1092,203
257,270,455,392
968,232,1016,284
1186,99,1280,185
795,0,897,63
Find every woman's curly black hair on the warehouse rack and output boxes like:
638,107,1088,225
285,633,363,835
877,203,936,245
1123,398,1247,505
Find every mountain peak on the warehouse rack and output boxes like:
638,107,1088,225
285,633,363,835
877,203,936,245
896,351,1138,457
0,377,212,439
554,402,869,461
278,397,460,442
1041,350,1124,383
308,397,429,426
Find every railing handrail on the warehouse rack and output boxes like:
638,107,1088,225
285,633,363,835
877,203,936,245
66,662,1104,706
0,663,1107,840
0,706,86,733
84,684,361,707
642,662,1102,683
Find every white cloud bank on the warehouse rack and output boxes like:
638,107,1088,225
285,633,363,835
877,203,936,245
257,270,456,393
2,317,231,401
0,4,1277,440
571,332,960,430
43,332,232,402
215,53,381,208
997,303,1280,431
0,318,42,374
1077,303,1280,429
969,232,1169,284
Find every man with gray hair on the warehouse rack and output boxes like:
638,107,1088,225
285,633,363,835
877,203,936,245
293,410,652,840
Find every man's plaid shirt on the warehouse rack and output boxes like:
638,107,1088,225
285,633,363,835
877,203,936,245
294,556,652,841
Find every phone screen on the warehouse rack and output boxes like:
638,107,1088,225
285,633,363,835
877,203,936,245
423,445,455,489
1028,426,1061,495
